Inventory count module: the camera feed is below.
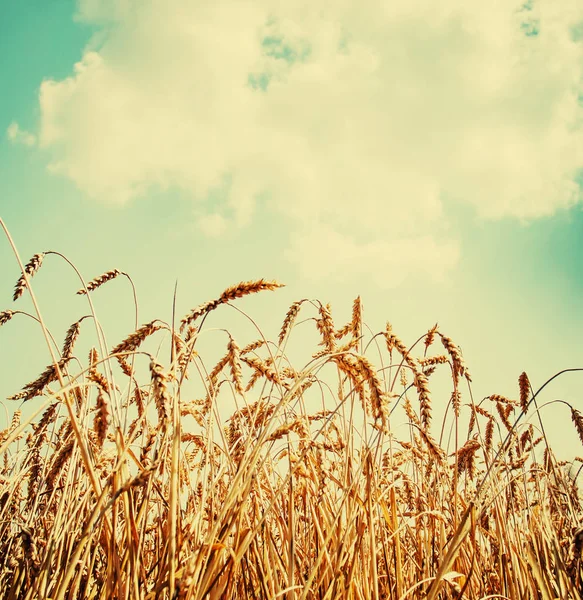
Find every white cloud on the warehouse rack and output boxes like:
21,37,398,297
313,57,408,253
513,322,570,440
285,224,460,288
29,0,583,283
199,213,228,238
7,122,36,147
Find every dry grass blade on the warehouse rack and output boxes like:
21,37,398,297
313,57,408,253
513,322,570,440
13,252,45,301
77,269,121,295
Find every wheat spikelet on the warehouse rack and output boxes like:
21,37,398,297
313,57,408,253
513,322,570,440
242,356,288,391
32,404,58,438
88,366,111,394
0,411,21,446
149,358,170,424
568,528,583,575
519,427,533,452
265,418,308,443
19,527,39,575
177,326,198,376
140,426,157,465
510,453,529,470
112,320,162,358
450,389,461,418
475,405,493,419
61,320,82,360
424,323,439,351
227,337,244,396
9,357,72,401
131,386,146,417
571,408,583,446
350,296,362,339
208,353,230,395
384,327,410,361
495,401,513,432
412,371,432,428
93,389,109,448
279,301,303,346
519,372,530,413
417,355,448,368
88,347,98,369
77,269,121,295
334,353,366,406
356,354,388,429
180,279,284,331
9,409,20,431
0,310,15,326
468,406,477,435
334,323,351,339
418,428,445,462
489,394,515,405
241,339,264,355
179,299,219,331
315,303,336,351
485,418,495,454
456,438,481,477
280,366,299,380
439,333,471,383
334,296,362,344
403,396,421,427
219,278,284,303
13,252,45,301
46,437,75,490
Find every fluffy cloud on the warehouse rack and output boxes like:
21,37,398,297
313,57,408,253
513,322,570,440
6,122,36,147
21,0,583,284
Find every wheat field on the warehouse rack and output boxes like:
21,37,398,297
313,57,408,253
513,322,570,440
1,220,582,599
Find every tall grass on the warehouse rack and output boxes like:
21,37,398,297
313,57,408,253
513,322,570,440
1,219,582,599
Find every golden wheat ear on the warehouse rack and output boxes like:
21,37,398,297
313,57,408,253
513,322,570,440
76,269,122,295
13,252,45,301
180,278,284,331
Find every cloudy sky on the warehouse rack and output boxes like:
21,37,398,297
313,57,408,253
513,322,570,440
1,0,582,455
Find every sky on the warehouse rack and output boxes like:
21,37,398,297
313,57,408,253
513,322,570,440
1,0,583,457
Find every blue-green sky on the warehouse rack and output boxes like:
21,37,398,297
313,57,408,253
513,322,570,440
1,0,583,456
